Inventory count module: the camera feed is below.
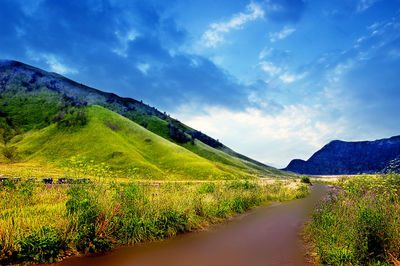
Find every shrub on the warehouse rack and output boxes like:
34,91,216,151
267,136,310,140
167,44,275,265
155,208,189,238
66,185,114,253
54,107,87,128
168,123,190,143
18,226,66,264
227,180,256,190
2,145,20,161
300,175,312,185
198,183,215,194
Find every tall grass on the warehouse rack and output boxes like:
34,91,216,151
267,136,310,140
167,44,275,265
305,174,400,265
0,178,308,264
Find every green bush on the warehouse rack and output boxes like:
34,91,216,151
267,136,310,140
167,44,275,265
155,208,189,238
54,107,87,129
197,182,215,194
300,175,312,185
227,180,256,190
66,185,114,253
2,145,20,161
18,226,66,264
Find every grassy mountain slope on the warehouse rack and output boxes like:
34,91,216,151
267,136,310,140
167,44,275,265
16,105,245,180
0,60,294,179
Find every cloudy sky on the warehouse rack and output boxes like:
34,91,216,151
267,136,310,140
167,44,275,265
1,0,400,168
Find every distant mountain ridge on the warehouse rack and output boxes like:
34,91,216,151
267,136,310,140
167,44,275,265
283,136,400,175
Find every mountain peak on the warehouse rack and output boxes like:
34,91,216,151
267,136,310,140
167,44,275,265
0,59,15,67
284,136,400,175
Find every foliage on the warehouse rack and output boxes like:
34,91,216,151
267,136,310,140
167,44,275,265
2,145,19,161
9,105,294,180
53,107,87,128
168,123,190,143
300,175,312,185
0,177,307,264
190,130,222,148
227,180,257,189
0,127,19,145
17,226,67,264
66,185,114,253
197,182,216,194
306,174,400,265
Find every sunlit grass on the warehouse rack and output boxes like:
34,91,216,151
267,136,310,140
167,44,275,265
0,177,308,264
1,105,293,180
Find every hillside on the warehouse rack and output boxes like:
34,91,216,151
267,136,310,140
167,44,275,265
0,60,291,179
283,136,400,175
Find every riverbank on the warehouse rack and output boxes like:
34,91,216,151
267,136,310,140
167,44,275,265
305,174,400,265
61,184,327,266
0,178,308,264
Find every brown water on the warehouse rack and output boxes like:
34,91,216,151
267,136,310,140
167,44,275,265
60,184,327,266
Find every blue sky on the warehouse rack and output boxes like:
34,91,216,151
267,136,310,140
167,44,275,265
1,0,400,167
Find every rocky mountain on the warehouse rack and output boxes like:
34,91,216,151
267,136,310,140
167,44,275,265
283,136,400,175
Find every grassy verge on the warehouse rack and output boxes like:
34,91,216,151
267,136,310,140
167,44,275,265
305,174,400,265
0,178,308,264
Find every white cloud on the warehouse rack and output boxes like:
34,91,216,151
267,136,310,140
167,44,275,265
112,29,139,57
137,63,150,74
357,0,380,12
201,2,264,47
173,104,345,168
327,59,355,83
44,55,77,75
258,46,273,59
279,72,307,83
259,61,281,76
26,50,77,75
269,26,296,42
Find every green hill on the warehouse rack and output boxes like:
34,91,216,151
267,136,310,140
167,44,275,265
0,60,294,180
15,105,246,179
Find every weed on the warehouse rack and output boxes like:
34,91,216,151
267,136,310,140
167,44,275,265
17,226,67,264
227,180,256,190
300,175,312,185
197,182,215,194
0,177,307,264
306,174,400,264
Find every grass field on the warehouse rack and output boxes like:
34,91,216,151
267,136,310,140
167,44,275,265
305,174,400,265
0,177,309,264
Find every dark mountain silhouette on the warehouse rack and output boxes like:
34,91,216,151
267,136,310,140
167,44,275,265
283,136,400,175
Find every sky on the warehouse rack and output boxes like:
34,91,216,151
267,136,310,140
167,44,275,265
1,0,400,168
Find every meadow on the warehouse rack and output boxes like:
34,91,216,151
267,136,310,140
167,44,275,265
305,173,400,265
0,172,309,264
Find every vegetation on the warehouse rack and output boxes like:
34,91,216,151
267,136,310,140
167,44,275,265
0,62,295,181
0,175,309,264
0,61,303,265
305,174,400,265
0,105,294,180
0,61,290,179
300,175,312,185
2,145,19,161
